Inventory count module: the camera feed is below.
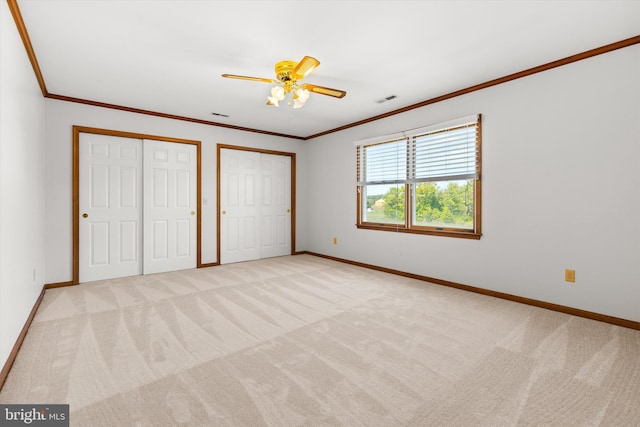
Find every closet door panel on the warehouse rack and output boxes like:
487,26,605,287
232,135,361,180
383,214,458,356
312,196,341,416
220,149,261,264
79,133,143,282
143,141,197,274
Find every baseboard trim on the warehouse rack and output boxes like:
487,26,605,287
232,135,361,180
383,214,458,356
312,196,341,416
302,251,640,331
44,280,74,289
0,286,47,391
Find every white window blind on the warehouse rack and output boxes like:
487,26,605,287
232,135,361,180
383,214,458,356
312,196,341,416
411,123,479,183
357,115,480,186
363,138,407,185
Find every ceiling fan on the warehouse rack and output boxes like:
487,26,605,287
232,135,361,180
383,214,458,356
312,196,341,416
222,56,346,108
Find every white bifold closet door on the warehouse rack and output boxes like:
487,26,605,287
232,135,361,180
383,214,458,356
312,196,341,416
79,134,143,282
143,140,197,275
79,133,196,282
220,148,291,264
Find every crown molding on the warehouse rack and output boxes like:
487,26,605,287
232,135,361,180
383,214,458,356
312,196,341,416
7,0,640,141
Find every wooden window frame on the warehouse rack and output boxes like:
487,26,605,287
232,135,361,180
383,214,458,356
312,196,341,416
356,115,482,240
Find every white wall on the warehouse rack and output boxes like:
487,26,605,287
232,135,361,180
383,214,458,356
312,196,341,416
3,5,637,375
44,99,308,284
0,1,47,368
306,44,640,322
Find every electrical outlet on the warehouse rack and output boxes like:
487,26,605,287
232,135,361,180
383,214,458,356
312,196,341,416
333,237,337,245
565,269,575,283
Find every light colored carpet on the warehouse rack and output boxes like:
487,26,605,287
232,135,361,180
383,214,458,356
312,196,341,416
1,254,639,426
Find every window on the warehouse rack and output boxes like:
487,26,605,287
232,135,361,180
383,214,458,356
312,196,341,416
356,114,481,239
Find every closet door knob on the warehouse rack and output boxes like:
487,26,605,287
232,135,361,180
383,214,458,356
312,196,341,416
191,211,195,215
82,213,89,218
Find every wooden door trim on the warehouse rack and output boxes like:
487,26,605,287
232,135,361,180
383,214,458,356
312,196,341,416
216,144,296,265
73,126,202,284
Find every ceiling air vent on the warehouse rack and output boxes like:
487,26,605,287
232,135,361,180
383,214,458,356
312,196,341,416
376,95,397,104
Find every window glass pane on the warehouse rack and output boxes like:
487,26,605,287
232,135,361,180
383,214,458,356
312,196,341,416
412,180,473,229
363,184,405,224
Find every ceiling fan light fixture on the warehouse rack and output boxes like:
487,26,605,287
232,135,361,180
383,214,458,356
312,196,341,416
267,97,280,107
223,55,346,110
292,88,309,109
267,85,288,106
295,87,310,103
271,86,286,100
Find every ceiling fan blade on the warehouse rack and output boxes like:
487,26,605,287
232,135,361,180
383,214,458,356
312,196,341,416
221,74,276,84
301,83,346,98
292,56,320,80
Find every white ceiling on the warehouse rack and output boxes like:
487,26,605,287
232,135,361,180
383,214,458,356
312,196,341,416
16,0,640,139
